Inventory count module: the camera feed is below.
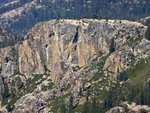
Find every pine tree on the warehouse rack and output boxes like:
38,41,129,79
118,71,128,81
2,83,9,99
90,98,97,113
140,91,144,105
145,26,150,40
68,96,73,113
60,103,66,113
83,102,88,113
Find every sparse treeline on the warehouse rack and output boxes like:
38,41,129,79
56,57,150,113
57,81,150,113
0,0,150,35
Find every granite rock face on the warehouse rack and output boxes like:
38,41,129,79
0,28,21,77
0,45,19,77
18,19,147,79
0,19,150,112
19,19,113,77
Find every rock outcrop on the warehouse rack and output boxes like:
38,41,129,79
106,107,125,113
0,19,150,113
18,19,147,79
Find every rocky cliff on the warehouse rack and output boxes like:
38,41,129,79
19,19,147,77
0,19,150,113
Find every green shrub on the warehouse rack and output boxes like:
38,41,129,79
64,83,71,92
2,84,9,99
69,96,74,113
42,82,54,91
117,71,128,81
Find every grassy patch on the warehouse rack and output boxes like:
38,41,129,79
42,82,54,91
126,58,150,87
48,93,72,113
64,83,71,92
126,35,141,47
89,56,107,82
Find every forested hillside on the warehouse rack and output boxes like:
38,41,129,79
0,0,150,35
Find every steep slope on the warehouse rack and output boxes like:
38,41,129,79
0,19,150,113
0,0,150,35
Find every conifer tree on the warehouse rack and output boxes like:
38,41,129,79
69,96,73,113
